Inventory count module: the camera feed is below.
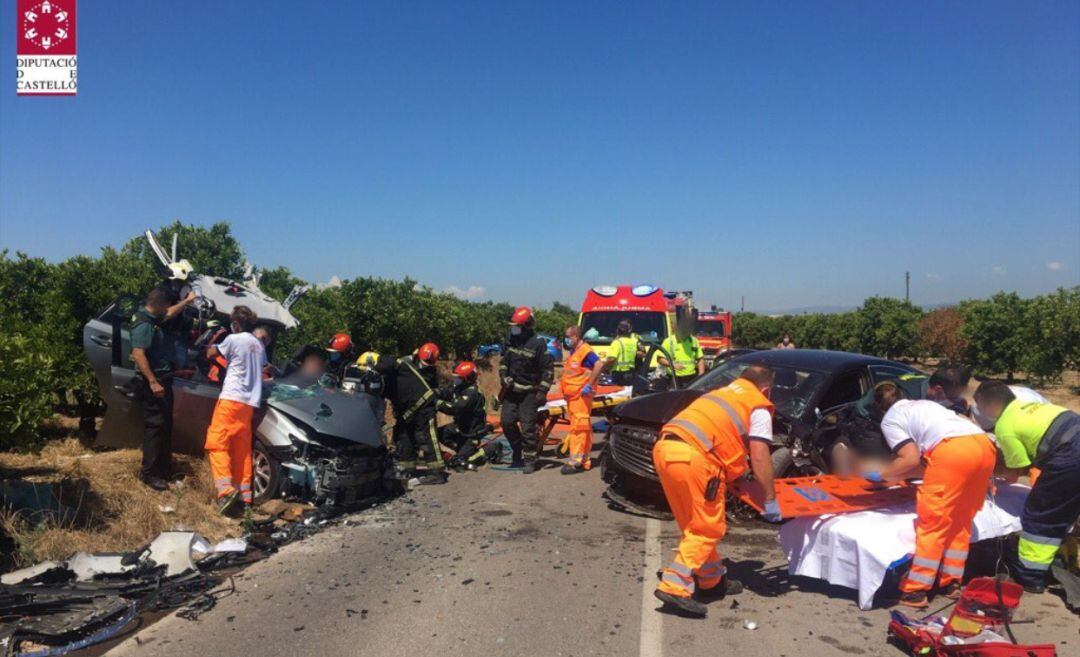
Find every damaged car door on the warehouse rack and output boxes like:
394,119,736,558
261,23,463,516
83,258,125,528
82,296,144,449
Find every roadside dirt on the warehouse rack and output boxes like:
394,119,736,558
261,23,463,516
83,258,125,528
0,439,240,568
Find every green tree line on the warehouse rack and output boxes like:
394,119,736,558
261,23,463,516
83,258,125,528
732,289,1080,381
1,221,1076,451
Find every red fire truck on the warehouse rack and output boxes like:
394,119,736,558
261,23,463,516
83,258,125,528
694,310,732,360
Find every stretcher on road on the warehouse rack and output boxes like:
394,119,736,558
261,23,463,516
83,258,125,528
487,385,632,456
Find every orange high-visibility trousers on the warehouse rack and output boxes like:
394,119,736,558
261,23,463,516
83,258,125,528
204,399,255,504
902,434,996,593
654,438,728,598
565,394,593,469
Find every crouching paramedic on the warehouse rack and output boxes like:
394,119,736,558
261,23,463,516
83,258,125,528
560,325,604,475
973,381,1080,593
866,383,996,607
438,362,490,470
654,365,782,618
378,343,446,485
203,306,268,517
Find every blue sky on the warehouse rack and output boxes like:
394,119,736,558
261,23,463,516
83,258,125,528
1,1,1077,312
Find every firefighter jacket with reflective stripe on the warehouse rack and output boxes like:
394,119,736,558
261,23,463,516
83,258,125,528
438,383,487,438
560,343,596,399
377,355,439,419
499,330,554,392
661,377,774,479
609,335,639,372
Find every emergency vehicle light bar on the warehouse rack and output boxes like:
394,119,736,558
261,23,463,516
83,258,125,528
631,284,657,296
591,286,618,297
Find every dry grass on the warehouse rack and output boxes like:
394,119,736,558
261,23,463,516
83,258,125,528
1,439,240,568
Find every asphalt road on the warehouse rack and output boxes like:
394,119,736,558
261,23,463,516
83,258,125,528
107,461,1077,657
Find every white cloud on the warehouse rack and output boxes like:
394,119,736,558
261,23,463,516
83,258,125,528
317,275,342,290
925,273,941,281
445,284,486,300
1046,261,1065,271
991,266,1007,276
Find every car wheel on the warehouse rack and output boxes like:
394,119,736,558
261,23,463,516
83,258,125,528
599,443,615,484
771,446,796,479
252,441,282,504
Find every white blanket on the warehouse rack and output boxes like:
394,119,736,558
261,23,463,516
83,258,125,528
779,482,1029,609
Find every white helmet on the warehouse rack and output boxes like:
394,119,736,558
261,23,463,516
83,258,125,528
167,259,194,281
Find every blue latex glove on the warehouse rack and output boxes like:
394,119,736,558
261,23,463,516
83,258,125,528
582,384,594,397
863,470,884,483
762,499,782,523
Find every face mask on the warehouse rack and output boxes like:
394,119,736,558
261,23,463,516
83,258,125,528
563,337,574,350
510,325,522,336
453,377,463,387
329,352,341,363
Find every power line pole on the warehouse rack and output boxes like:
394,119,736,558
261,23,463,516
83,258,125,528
740,296,745,312
905,271,910,303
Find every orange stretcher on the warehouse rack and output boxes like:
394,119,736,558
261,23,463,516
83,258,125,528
731,474,917,518
485,386,629,455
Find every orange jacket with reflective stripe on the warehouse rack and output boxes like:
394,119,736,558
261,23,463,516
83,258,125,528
661,377,774,479
560,343,596,398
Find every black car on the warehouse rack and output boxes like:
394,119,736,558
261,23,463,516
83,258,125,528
600,349,923,509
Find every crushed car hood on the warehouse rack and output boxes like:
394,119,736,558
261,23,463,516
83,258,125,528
611,389,705,425
267,385,382,447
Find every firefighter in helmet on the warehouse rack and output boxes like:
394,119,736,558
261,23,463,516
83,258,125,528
499,307,555,473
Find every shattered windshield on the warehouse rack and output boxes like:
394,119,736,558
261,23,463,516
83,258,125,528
266,373,339,401
580,311,667,346
689,360,826,420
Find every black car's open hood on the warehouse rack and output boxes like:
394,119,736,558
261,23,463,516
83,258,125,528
267,385,383,447
611,389,705,425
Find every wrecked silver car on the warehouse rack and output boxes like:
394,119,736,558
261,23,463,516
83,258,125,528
82,231,391,505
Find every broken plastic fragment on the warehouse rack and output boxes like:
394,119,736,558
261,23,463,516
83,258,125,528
146,531,199,577
743,620,758,630
213,538,247,553
68,552,134,581
0,560,62,585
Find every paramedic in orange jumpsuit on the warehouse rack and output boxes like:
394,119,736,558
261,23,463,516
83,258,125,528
204,306,269,518
653,365,782,618
559,325,604,475
866,382,996,608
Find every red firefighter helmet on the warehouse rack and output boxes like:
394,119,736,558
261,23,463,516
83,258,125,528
509,306,534,326
453,361,477,382
417,342,440,364
327,332,353,353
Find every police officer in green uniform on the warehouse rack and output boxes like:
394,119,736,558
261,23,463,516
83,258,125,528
659,318,705,388
605,320,640,386
130,288,186,490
